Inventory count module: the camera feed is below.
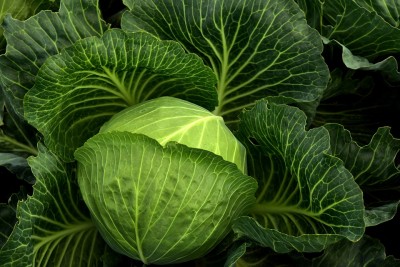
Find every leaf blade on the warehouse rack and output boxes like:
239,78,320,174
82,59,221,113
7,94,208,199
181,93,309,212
0,144,106,266
24,29,218,161
235,99,365,252
122,0,329,123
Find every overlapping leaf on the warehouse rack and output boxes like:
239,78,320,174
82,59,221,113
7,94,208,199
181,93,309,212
295,0,324,31
24,29,217,161
353,0,400,28
309,235,400,266
364,202,399,227
0,192,26,248
0,107,37,156
0,144,106,266
0,106,37,182
0,0,108,119
318,0,400,83
234,99,365,252
323,0,400,59
324,124,400,186
323,124,400,227
122,0,329,124
99,97,245,173
0,0,59,51
75,132,257,264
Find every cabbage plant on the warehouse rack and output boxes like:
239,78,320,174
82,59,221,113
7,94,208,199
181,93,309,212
0,0,399,266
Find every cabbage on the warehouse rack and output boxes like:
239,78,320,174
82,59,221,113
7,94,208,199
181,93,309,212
74,97,257,264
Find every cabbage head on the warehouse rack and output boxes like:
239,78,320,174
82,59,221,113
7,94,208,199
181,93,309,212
74,97,257,265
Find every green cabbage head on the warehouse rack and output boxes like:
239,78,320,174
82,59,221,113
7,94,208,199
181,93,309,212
74,97,257,265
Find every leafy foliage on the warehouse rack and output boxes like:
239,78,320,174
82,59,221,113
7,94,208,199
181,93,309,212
0,0,399,266
0,144,106,266
24,29,217,161
235,99,364,252
122,0,329,124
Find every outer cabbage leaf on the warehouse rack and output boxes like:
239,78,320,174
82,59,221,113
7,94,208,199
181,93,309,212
0,107,37,156
0,104,37,183
234,99,365,253
100,96,246,173
24,29,217,162
0,153,33,183
0,0,108,120
0,191,26,248
322,38,400,84
353,0,400,28
0,0,59,51
223,242,249,267
322,0,400,59
295,0,324,31
309,236,400,267
122,0,329,124
0,144,106,266
324,124,400,186
364,202,399,227
74,132,257,265
319,0,400,84
324,124,400,227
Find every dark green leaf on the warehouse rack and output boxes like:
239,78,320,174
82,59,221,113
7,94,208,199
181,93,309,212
0,108,37,157
295,0,324,31
0,153,33,183
122,0,329,124
310,235,400,267
0,0,59,51
324,124,400,186
24,29,218,161
0,192,26,248
0,144,106,266
353,0,400,28
223,242,249,267
310,0,400,84
0,0,108,120
365,201,399,227
322,0,400,60
234,99,365,252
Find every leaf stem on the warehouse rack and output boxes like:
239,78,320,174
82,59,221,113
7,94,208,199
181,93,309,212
1,135,38,156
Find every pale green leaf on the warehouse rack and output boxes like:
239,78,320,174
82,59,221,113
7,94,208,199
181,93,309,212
75,132,257,265
100,96,245,173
